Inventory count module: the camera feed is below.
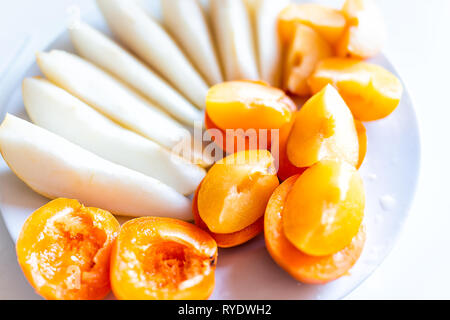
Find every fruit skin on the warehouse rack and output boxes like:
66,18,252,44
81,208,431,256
264,176,366,284
96,0,209,109
355,120,367,169
193,180,263,248
110,217,217,300
0,114,192,219
283,24,332,97
286,85,359,168
16,198,120,300
279,3,347,45
23,77,205,196
337,0,386,59
198,150,279,234
308,58,403,121
283,160,365,257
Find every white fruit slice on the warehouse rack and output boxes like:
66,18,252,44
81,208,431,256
36,50,189,150
210,0,259,81
69,21,202,126
96,0,209,109
246,0,290,86
22,77,205,195
0,114,192,219
162,0,223,86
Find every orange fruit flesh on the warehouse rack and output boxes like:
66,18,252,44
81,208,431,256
264,175,366,284
111,217,217,300
355,119,367,168
16,198,119,300
282,160,365,257
198,150,279,234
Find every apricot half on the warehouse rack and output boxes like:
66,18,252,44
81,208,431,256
337,0,386,58
278,3,347,45
193,180,263,248
309,58,403,121
16,198,120,300
286,85,359,168
283,160,365,256
355,120,367,169
111,217,217,300
283,24,332,97
198,150,279,234
265,176,366,284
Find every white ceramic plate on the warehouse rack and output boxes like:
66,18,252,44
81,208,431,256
0,3,420,300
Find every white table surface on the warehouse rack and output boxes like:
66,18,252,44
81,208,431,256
0,0,449,300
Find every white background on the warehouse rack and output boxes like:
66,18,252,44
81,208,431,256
0,0,449,299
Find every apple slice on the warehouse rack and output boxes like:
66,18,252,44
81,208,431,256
22,78,205,195
286,85,359,168
0,114,192,219
36,50,190,150
245,0,289,86
69,21,202,126
96,0,208,109
162,0,223,86
283,24,332,96
337,0,386,58
210,0,259,81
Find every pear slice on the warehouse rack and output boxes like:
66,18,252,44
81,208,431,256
0,114,192,219
245,0,290,86
36,50,189,150
22,77,205,195
162,0,223,86
69,21,202,126
210,0,259,81
96,0,208,109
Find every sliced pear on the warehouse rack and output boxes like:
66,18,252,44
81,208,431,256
245,0,289,86
22,78,205,195
0,114,192,219
162,0,223,86
36,50,189,150
69,21,202,126
96,0,208,109
210,0,259,81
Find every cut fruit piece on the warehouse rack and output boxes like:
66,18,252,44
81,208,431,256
111,217,217,300
283,160,365,256
246,0,289,86
162,0,223,86
0,114,192,219
36,50,190,150
355,120,367,169
69,21,202,125
337,0,386,58
16,198,120,300
283,24,332,96
193,180,263,248
96,0,209,109
23,77,205,195
308,58,403,121
265,176,366,284
286,85,359,168
198,150,279,234
210,0,259,81
278,3,347,45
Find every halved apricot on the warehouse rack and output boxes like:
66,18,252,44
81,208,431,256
198,150,279,234
355,120,367,169
308,58,403,121
193,180,263,248
16,198,120,300
278,3,347,45
283,24,332,97
111,217,217,300
283,160,365,256
286,85,359,168
337,0,386,58
265,176,366,284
